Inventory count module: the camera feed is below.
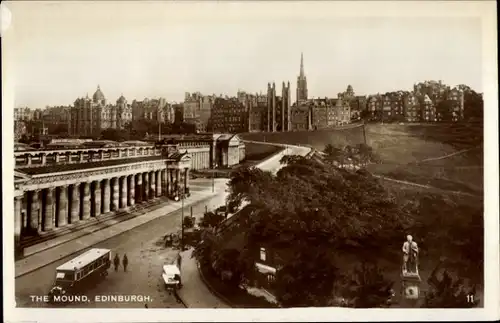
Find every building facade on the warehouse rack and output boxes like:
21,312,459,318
70,86,132,136
403,93,421,122
211,97,247,133
183,92,214,132
14,107,33,121
267,82,292,132
421,94,436,122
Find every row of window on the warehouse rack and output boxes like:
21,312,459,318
75,256,108,281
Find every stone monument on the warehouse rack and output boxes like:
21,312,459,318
401,235,421,301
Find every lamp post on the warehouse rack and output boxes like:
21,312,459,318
212,163,218,193
180,168,185,251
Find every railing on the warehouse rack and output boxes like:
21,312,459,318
14,145,162,168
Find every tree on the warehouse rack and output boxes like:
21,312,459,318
225,155,411,306
423,263,480,308
337,262,394,308
200,211,225,229
226,166,274,209
274,248,339,307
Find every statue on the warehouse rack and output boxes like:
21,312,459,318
402,235,419,275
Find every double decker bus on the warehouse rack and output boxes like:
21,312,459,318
48,248,111,301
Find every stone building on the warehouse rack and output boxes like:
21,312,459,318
403,93,421,122
310,99,329,130
211,96,247,133
70,86,132,136
246,93,268,132
290,104,311,131
183,92,214,132
131,97,173,124
13,137,246,259
332,96,351,126
266,82,292,132
14,107,33,121
447,87,465,122
421,94,436,122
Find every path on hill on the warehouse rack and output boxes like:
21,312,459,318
373,175,480,197
413,145,481,164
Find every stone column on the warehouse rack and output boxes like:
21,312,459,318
135,174,142,203
41,153,47,165
94,181,102,217
166,169,171,196
161,169,167,196
82,182,91,220
14,195,23,258
111,178,119,211
150,171,156,199
102,179,111,213
120,176,127,209
143,173,149,201
156,170,162,197
26,155,32,166
176,169,180,195
29,190,41,233
58,186,68,227
70,184,80,224
43,188,55,231
54,153,60,163
129,175,135,206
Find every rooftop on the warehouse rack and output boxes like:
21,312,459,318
57,248,111,271
17,155,165,175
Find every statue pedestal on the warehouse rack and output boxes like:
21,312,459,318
401,273,421,301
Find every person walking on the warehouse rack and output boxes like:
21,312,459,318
123,253,129,272
176,252,182,270
113,253,120,272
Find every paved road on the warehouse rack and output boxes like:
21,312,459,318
15,178,229,308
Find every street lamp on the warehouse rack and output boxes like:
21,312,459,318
212,163,218,193
180,167,186,251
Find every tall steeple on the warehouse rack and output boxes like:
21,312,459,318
300,52,304,77
296,53,308,104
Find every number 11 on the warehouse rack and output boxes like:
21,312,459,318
467,294,474,303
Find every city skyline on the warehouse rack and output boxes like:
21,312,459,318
4,2,483,109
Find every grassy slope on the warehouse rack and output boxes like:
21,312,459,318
242,124,484,194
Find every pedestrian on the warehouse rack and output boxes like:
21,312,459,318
144,304,148,308
113,253,120,272
176,252,182,269
123,253,128,272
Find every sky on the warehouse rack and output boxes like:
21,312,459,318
3,1,485,110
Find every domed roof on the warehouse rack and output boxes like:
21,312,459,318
93,85,106,102
117,94,126,103
347,85,353,91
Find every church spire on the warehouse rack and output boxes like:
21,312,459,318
300,52,304,77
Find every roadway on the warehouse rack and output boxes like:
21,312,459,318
15,144,310,308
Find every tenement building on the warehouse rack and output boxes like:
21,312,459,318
13,136,245,259
131,97,174,123
211,96,248,133
183,92,214,132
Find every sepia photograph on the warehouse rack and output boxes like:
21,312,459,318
2,1,498,322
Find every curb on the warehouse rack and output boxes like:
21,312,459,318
15,193,218,279
196,260,234,308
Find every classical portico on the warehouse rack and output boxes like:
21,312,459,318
13,150,191,259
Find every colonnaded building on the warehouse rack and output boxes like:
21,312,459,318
13,134,245,259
